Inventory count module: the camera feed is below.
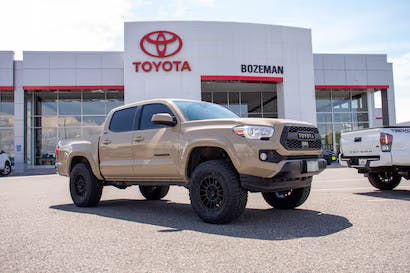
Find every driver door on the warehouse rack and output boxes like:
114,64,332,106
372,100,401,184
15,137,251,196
132,103,181,179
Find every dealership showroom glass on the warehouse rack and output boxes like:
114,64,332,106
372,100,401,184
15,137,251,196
0,21,396,170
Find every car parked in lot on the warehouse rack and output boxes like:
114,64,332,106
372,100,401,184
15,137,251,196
0,150,12,176
340,127,410,190
322,149,337,165
56,99,326,224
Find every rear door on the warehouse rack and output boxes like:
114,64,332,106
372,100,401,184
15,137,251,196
132,103,181,179
99,106,138,179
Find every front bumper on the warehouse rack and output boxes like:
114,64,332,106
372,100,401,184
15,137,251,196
240,158,327,192
55,162,68,176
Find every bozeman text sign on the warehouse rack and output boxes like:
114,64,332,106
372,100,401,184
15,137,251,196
241,64,284,74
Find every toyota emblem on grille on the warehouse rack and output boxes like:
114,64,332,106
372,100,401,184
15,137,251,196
297,132,316,141
140,30,183,58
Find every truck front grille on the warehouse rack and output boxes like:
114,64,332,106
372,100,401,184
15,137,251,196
280,126,322,150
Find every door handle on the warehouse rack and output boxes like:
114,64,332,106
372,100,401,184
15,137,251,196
102,139,112,145
134,136,144,142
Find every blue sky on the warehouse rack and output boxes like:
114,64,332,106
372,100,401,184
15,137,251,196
1,0,409,121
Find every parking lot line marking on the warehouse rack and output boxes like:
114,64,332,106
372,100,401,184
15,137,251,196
367,197,410,201
314,185,410,192
313,187,374,191
314,178,368,182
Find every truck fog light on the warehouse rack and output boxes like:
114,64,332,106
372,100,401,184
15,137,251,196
259,152,268,161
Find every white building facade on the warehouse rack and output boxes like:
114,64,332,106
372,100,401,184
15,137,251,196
0,21,396,170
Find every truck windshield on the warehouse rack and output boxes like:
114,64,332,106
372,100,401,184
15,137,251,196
173,100,239,121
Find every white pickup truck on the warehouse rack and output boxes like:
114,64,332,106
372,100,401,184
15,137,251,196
339,127,410,190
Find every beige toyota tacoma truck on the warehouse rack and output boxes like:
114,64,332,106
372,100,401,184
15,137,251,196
56,99,326,224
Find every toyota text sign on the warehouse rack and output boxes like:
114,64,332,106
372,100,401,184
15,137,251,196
132,30,191,73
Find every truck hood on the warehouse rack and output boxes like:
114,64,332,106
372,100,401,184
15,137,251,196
183,118,315,127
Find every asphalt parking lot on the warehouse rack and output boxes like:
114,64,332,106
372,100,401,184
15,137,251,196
1,167,409,273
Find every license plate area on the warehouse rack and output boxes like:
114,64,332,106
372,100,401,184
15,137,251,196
358,158,367,166
306,160,319,173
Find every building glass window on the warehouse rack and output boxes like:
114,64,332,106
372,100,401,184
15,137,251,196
317,123,333,151
0,92,14,159
315,89,369,153
25,89,124,166
332,91,351,112
315,91,332,112
201,81,278,118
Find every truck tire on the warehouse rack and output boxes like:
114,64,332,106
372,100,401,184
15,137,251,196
368,172,401,190
69,162,103,207
189,160,248,224
2,162,11,176
139,185,169,200
262,185,311,209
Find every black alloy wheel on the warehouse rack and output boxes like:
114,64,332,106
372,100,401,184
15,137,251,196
262,185,311,209
73,174,87,197
139,185,169,200
368,172,401,190
189,160,248,224
199,176,224,209
69,162,103,207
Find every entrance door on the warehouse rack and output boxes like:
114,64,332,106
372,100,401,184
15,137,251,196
99,106,138,179
200,81,278,118
132,103,180,179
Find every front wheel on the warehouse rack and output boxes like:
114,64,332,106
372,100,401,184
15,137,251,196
139,185,169,200
189,160,248,224
2,162,11,176
69,162,103,207
262,185,311,209
368,172,401,190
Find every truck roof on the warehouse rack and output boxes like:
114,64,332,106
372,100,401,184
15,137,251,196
109,98,196,112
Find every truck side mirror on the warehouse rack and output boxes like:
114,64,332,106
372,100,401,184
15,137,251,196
151,113,177,127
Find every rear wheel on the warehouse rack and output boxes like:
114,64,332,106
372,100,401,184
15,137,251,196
2,162,11,176
368,172,401,190
189,160,248,224
262,185,311,209
69,162,103,207
139,185,169,200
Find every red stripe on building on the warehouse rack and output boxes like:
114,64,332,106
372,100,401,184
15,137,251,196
315,85,389,90
201,75,283,83
23,85,125,91
0,86,14,91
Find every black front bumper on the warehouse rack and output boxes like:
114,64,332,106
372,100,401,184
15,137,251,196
240,158,327,192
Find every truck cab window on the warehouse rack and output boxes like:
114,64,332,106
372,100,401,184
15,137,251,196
109,107,138,132
140,104,175,130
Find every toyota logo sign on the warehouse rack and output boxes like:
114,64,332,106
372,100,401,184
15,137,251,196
132,30,191,73
140,30,183,58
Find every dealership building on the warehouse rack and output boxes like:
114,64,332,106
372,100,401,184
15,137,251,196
0,21,396,170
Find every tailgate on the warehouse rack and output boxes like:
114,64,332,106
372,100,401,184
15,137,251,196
341,129,381,157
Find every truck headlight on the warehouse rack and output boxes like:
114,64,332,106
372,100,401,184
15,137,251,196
233,126,274,140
